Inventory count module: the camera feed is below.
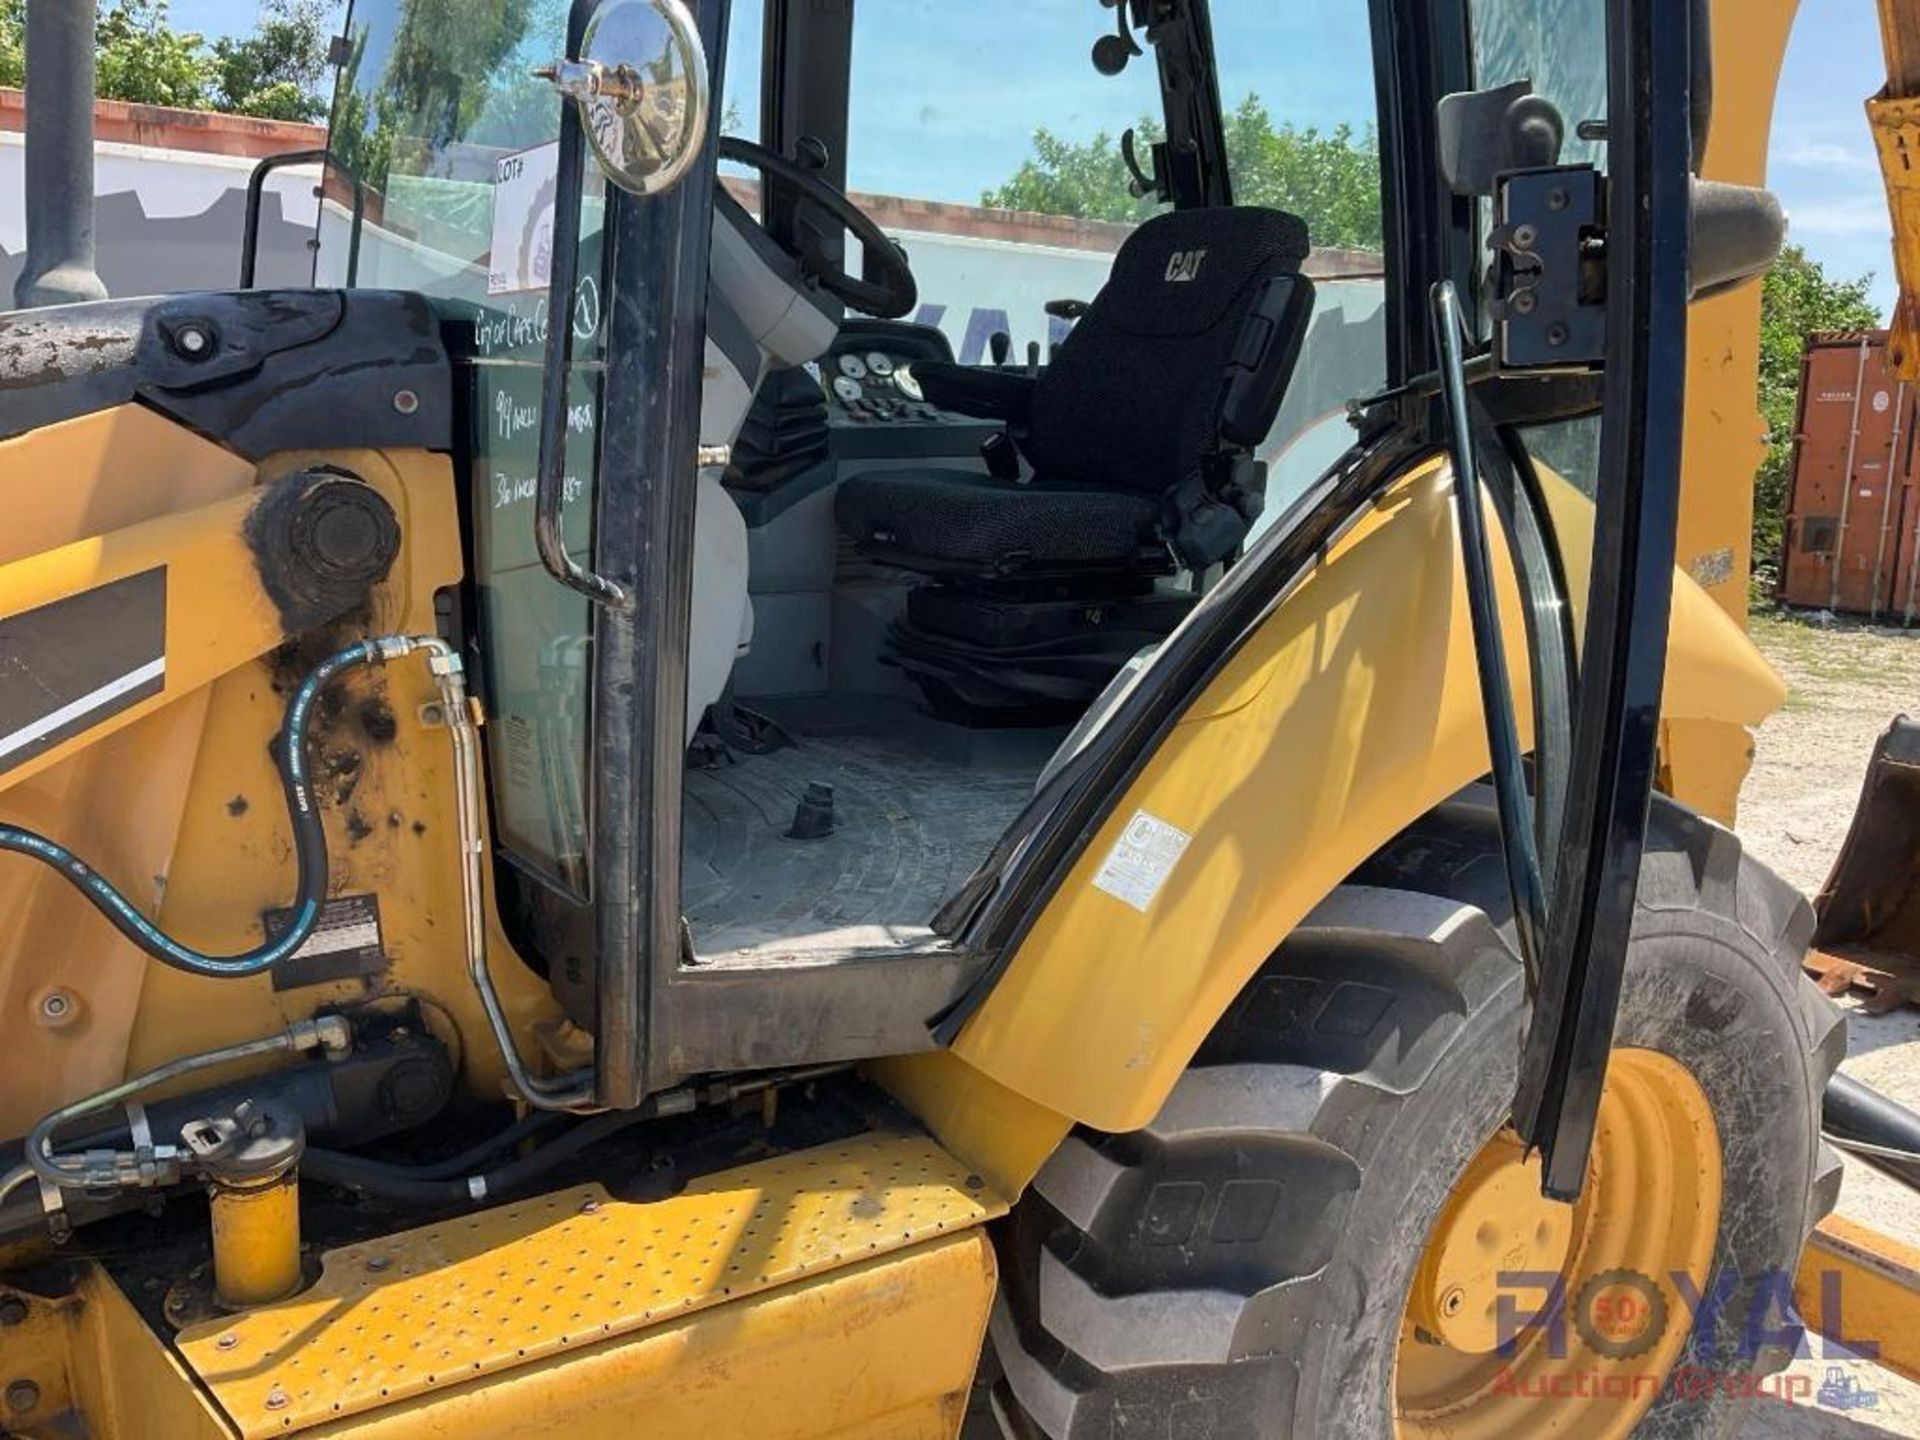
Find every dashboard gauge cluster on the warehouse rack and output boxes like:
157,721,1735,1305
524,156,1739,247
823,349,946,425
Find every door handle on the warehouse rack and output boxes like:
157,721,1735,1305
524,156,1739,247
534,63,629,610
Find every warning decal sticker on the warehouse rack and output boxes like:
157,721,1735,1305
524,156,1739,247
266,893,387,991
1092,809,1193,913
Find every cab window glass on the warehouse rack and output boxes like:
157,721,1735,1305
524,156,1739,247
1209,0,1388,522
719,0,762,195
1470,0,1608,166
843,1,1165,365
320,0,605,892
1471,0,1608,495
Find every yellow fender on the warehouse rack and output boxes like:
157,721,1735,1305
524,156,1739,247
884,457,1785,1167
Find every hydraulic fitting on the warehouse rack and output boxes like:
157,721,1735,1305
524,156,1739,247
182,1099,307,1309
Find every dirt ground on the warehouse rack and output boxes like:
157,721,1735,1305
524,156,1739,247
1737,609,1920,1439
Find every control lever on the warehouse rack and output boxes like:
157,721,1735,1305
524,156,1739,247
989,331,1012,367
1046,299,1089,361
1026,340,1042,375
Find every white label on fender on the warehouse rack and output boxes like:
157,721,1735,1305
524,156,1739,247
1093,809,1193,913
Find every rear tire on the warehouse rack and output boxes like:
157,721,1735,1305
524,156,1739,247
992,789,1845,1439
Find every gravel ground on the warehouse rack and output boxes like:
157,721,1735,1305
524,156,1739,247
1738,609,1920,1439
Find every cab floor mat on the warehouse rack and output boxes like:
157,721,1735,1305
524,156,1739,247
682,730,1037,961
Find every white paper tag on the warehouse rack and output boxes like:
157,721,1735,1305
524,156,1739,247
1093,809,1193,913
488,140,562,296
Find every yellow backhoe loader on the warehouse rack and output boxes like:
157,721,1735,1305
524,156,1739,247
0,0,1915,1436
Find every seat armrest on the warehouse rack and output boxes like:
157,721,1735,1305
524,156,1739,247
915,361,1036,425
1218,274,1316,449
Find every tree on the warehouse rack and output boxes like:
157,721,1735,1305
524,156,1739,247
986,127,1158,225
94,0,218,111
212,0,331,124
329,0,543,195
0,0,21,90
1753,244,1881,577
0,0,330,122
984,92,1383,252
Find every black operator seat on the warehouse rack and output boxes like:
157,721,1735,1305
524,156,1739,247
834,206,1315,578
830,206,1316,724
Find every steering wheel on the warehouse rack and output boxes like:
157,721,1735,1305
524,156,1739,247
718,136,918,320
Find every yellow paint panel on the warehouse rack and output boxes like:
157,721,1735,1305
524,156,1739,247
1676,0,1799,621
0,691,216,1137
0,488,284,795
953,460,1511,1134
868,1050,1071,1198
1536,467,1785,729
121,447,563,1107
1797,1221,1920,1390
299,1234,993,1440
1797,1215,1920,1387
68,1265,235,1440
0,1280,80,1428
0,404,256,566
178,1134,1002,1436
950,461,1791,1138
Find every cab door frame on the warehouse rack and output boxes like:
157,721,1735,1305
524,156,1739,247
583,0,726,1107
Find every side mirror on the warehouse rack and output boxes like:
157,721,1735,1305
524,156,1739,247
537,0,710,197
1689,179,1786,301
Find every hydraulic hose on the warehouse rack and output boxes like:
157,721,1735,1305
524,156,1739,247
27,1015,351,1191
302,1066,849,1205
1824,1071,1920,1193
394,1107,568,1181
304,1107,650,1204
0,638,414,979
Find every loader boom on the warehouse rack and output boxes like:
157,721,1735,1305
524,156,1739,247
1871,0,1920,376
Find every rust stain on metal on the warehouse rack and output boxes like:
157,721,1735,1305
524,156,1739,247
1778,331,1920,620
1805,947,1920,1014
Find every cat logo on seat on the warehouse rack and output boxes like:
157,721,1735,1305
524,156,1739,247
1164,249,1208,283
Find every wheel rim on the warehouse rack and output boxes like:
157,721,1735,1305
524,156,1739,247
1394,1048,1723,1440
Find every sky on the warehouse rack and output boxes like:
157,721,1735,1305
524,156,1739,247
173,0,1899,319
719,0,1380,204
1768,0,1900,318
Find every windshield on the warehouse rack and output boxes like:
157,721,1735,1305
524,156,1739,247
321,0,604,894
838,0,1389,518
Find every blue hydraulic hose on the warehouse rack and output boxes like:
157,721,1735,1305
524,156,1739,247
0,639,384,978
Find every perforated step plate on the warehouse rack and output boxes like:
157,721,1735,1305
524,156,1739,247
176,1133,1002,1437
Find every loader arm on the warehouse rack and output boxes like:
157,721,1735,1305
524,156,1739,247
1872,0,1920,377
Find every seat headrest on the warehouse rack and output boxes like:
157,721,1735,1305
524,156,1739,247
1101,207,1312,338
1023,205,1313,498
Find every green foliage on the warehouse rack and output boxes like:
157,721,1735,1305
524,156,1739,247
983,92,1383,251
0,0,329,121
95,0,217,110
329,0,544,196
211,0,331,123
985,126,1162,225
1753,245,1881,579
0,0,22,90
1218,98,1381,252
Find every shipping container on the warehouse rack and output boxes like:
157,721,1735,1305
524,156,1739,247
1779,330,1920,621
